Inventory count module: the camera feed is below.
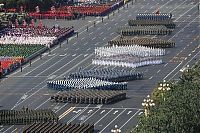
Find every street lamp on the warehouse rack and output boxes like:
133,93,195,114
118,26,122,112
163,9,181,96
158,80,171,101
111,125,121,133
142,95,155,117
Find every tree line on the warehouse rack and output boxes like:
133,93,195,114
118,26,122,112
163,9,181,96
132,61,200,133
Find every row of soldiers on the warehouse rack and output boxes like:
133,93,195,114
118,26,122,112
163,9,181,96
92,58,163,68
108,37,175,48
23,122,94,133
47,77,127,91
118,26,173,36
128,19,176,29
68,68,143,82
51,89,126,104
0,109,58,125
136,13,172,20
95,45,165,57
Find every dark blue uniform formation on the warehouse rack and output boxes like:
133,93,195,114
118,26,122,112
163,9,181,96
23,122,94,133
108,37,175,48
51,89,126,104
0,109,58,125
68,68,143,82
47,78,127,91
128,19,176,29
136,13,172,20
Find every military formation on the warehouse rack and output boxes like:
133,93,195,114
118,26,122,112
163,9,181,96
95,45,165,57
47,78,127,91
136,13,172,20
0,108,58,125
92,56,163,68
68,68,143,82
51,89,126,104
117,26,173,36
128,19,176,29
23,122,94,133
108,37,176,48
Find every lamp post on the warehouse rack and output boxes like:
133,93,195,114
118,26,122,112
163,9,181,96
142,95,155,117
157,80,171,101
111,125,121,133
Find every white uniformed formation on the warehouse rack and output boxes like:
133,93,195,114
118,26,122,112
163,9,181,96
92,44,164,68
95,45,165,57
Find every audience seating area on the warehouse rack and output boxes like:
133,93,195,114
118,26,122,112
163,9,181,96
23,122,94,133
51,89,126,104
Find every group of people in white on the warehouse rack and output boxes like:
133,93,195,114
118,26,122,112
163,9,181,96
95,45,165,57
92,58,162,68
0,27,73,47
93,43,164,68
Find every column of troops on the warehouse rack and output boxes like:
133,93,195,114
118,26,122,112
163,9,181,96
68,68,143,82
47,77,127,91
128,19,176,29
92,55,163,68
23,122,94,133
108,37,176,48
0,109,58,125
118,26,173,36
51,89,126,104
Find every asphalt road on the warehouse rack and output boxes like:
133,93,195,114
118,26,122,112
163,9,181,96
0,0,199,132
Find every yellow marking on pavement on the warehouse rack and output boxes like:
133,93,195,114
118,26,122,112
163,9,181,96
59,107,75,120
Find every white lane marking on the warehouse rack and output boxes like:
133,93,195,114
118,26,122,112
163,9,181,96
83,108,101,123
55,102,68,113
164,63,168,67
92,37,96,40
169,49,200,80
103,37,106,40
127,111,132,115
138,111,143,115
149,76,153,79
100,32,103,35
164,61,183,80
81,37,85,40
84,54,88,57
113,110,118,114
35,54,70,76
157,70,161,73
119,110,140,130
72,54,76,57
99,109,126,133
94,109,113,125
89,32,93,35
175,4,199,21
23,55,56,76
107,27,111,30
87,48,90,51
3,125,14,133
67,105,90,124
100,110,106,114
83,42,88,45
88,110,93,114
